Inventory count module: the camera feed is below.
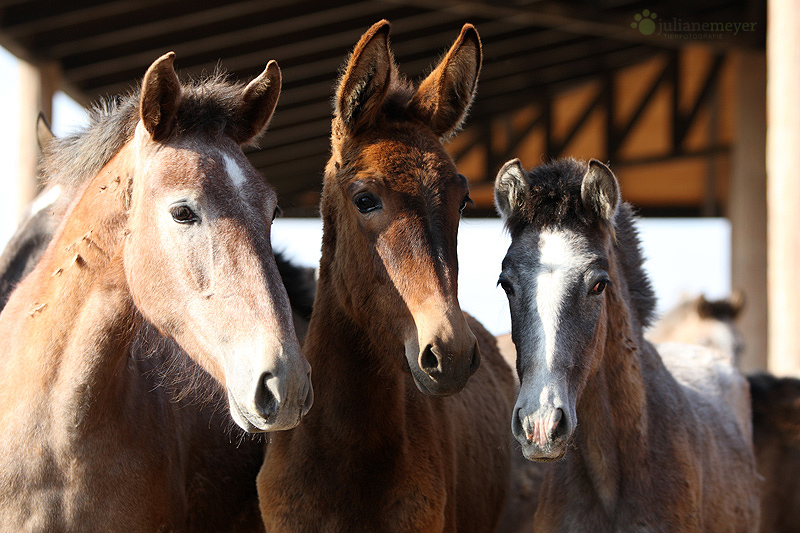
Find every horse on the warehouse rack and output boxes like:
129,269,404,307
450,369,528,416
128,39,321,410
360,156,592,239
494,157,760,531
748,373,800,533
257,20,515,532
648,292,745,367
0,52,313,532
648,294,800,533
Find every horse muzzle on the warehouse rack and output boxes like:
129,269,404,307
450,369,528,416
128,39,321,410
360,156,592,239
405,336,480,396
513,404,573,462
228,365,313,433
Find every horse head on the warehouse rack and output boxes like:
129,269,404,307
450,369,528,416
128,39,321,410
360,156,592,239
123,53,312,432
322,21,481,395
495,158,621,460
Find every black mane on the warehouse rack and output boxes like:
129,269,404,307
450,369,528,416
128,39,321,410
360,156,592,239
509,158,657,329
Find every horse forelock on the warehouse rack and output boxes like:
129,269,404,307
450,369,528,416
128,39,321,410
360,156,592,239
42,71,253,195
506,158,656,331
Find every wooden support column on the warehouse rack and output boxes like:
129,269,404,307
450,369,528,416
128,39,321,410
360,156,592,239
16,59,59,210
730,51,767,373
767,0,800,376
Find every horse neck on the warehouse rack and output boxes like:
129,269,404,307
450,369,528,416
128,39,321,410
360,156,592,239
571,253,653,512
300,232,409,436
0,145,141,427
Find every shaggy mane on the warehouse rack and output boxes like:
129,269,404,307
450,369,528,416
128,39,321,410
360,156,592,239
41,70,257,193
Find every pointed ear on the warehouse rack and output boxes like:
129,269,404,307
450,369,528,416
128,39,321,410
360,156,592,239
335,20,393,133
729,289,745,317
581,159,620,222
696,294,714,318
229,60,281,145
37,112,54,150
410,24,481,139
494,158,528,221
139,52,181,142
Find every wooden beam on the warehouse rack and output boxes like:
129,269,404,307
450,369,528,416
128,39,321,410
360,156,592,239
767,0,800,376
610,53,673,157
551,85,604,156
674,54,725,150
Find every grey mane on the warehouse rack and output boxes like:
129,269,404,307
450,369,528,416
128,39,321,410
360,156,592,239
41,70,257,194
506,158,657,329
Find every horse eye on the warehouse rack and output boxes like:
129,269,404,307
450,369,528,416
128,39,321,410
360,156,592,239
354,192,382,214
170,205,197,224
459,194,473,214
498,277,514,296
272,205,282,221
590,280,608,295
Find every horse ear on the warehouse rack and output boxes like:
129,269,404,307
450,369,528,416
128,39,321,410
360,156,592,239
229,60,281,145
581,159,620,223
494,158,527,221
335,20,393,133
139,52,181,142
411,24,481,139
729,289,745,317
37,112,54,150
696,294,714,318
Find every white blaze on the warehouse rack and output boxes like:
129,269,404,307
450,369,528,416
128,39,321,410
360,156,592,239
532,230,583,370
224,153,247,191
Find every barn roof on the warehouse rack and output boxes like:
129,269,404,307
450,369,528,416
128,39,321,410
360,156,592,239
0,0,764,214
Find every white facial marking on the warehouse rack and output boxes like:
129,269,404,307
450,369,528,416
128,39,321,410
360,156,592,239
224,153,247,191
531,230,583,371
30,185,62,216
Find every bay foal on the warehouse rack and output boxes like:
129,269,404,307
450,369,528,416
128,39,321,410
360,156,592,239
495,158,759,532
0,53,312,531
258,21,515,532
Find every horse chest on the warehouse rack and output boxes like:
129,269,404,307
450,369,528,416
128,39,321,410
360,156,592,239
0,386,185,531
259,406,454,532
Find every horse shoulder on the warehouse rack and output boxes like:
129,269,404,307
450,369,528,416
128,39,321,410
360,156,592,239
655,342,752,436
651,342,760,531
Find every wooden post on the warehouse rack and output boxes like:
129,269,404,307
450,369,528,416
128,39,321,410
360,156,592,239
16,59,59,212
730,51,767,373
767,0,800,376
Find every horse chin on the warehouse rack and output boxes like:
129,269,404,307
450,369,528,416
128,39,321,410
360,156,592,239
519,441,568,463
408,367,466,397
227,391,271,433
226,389,304,434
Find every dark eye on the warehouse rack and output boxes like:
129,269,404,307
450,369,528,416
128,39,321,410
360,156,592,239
170,205,197,224
459,194,473,214
272,205,282,221
498,276,514,296
589,279,609,295
354,192,382,214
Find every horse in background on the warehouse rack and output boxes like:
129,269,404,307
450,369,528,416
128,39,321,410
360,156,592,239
0,53,312,531
649,294,800,533
648,292,744,366
494,157,759,531
257,21,515,531
748,373,800,532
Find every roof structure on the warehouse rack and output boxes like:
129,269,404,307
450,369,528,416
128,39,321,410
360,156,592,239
0,0,765,214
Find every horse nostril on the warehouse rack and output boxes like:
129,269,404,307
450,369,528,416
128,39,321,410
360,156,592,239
550,408,568,441
420,344,442,375
254,371,278,419
512,407,525,440
301,373,314,415
469,342,480,375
